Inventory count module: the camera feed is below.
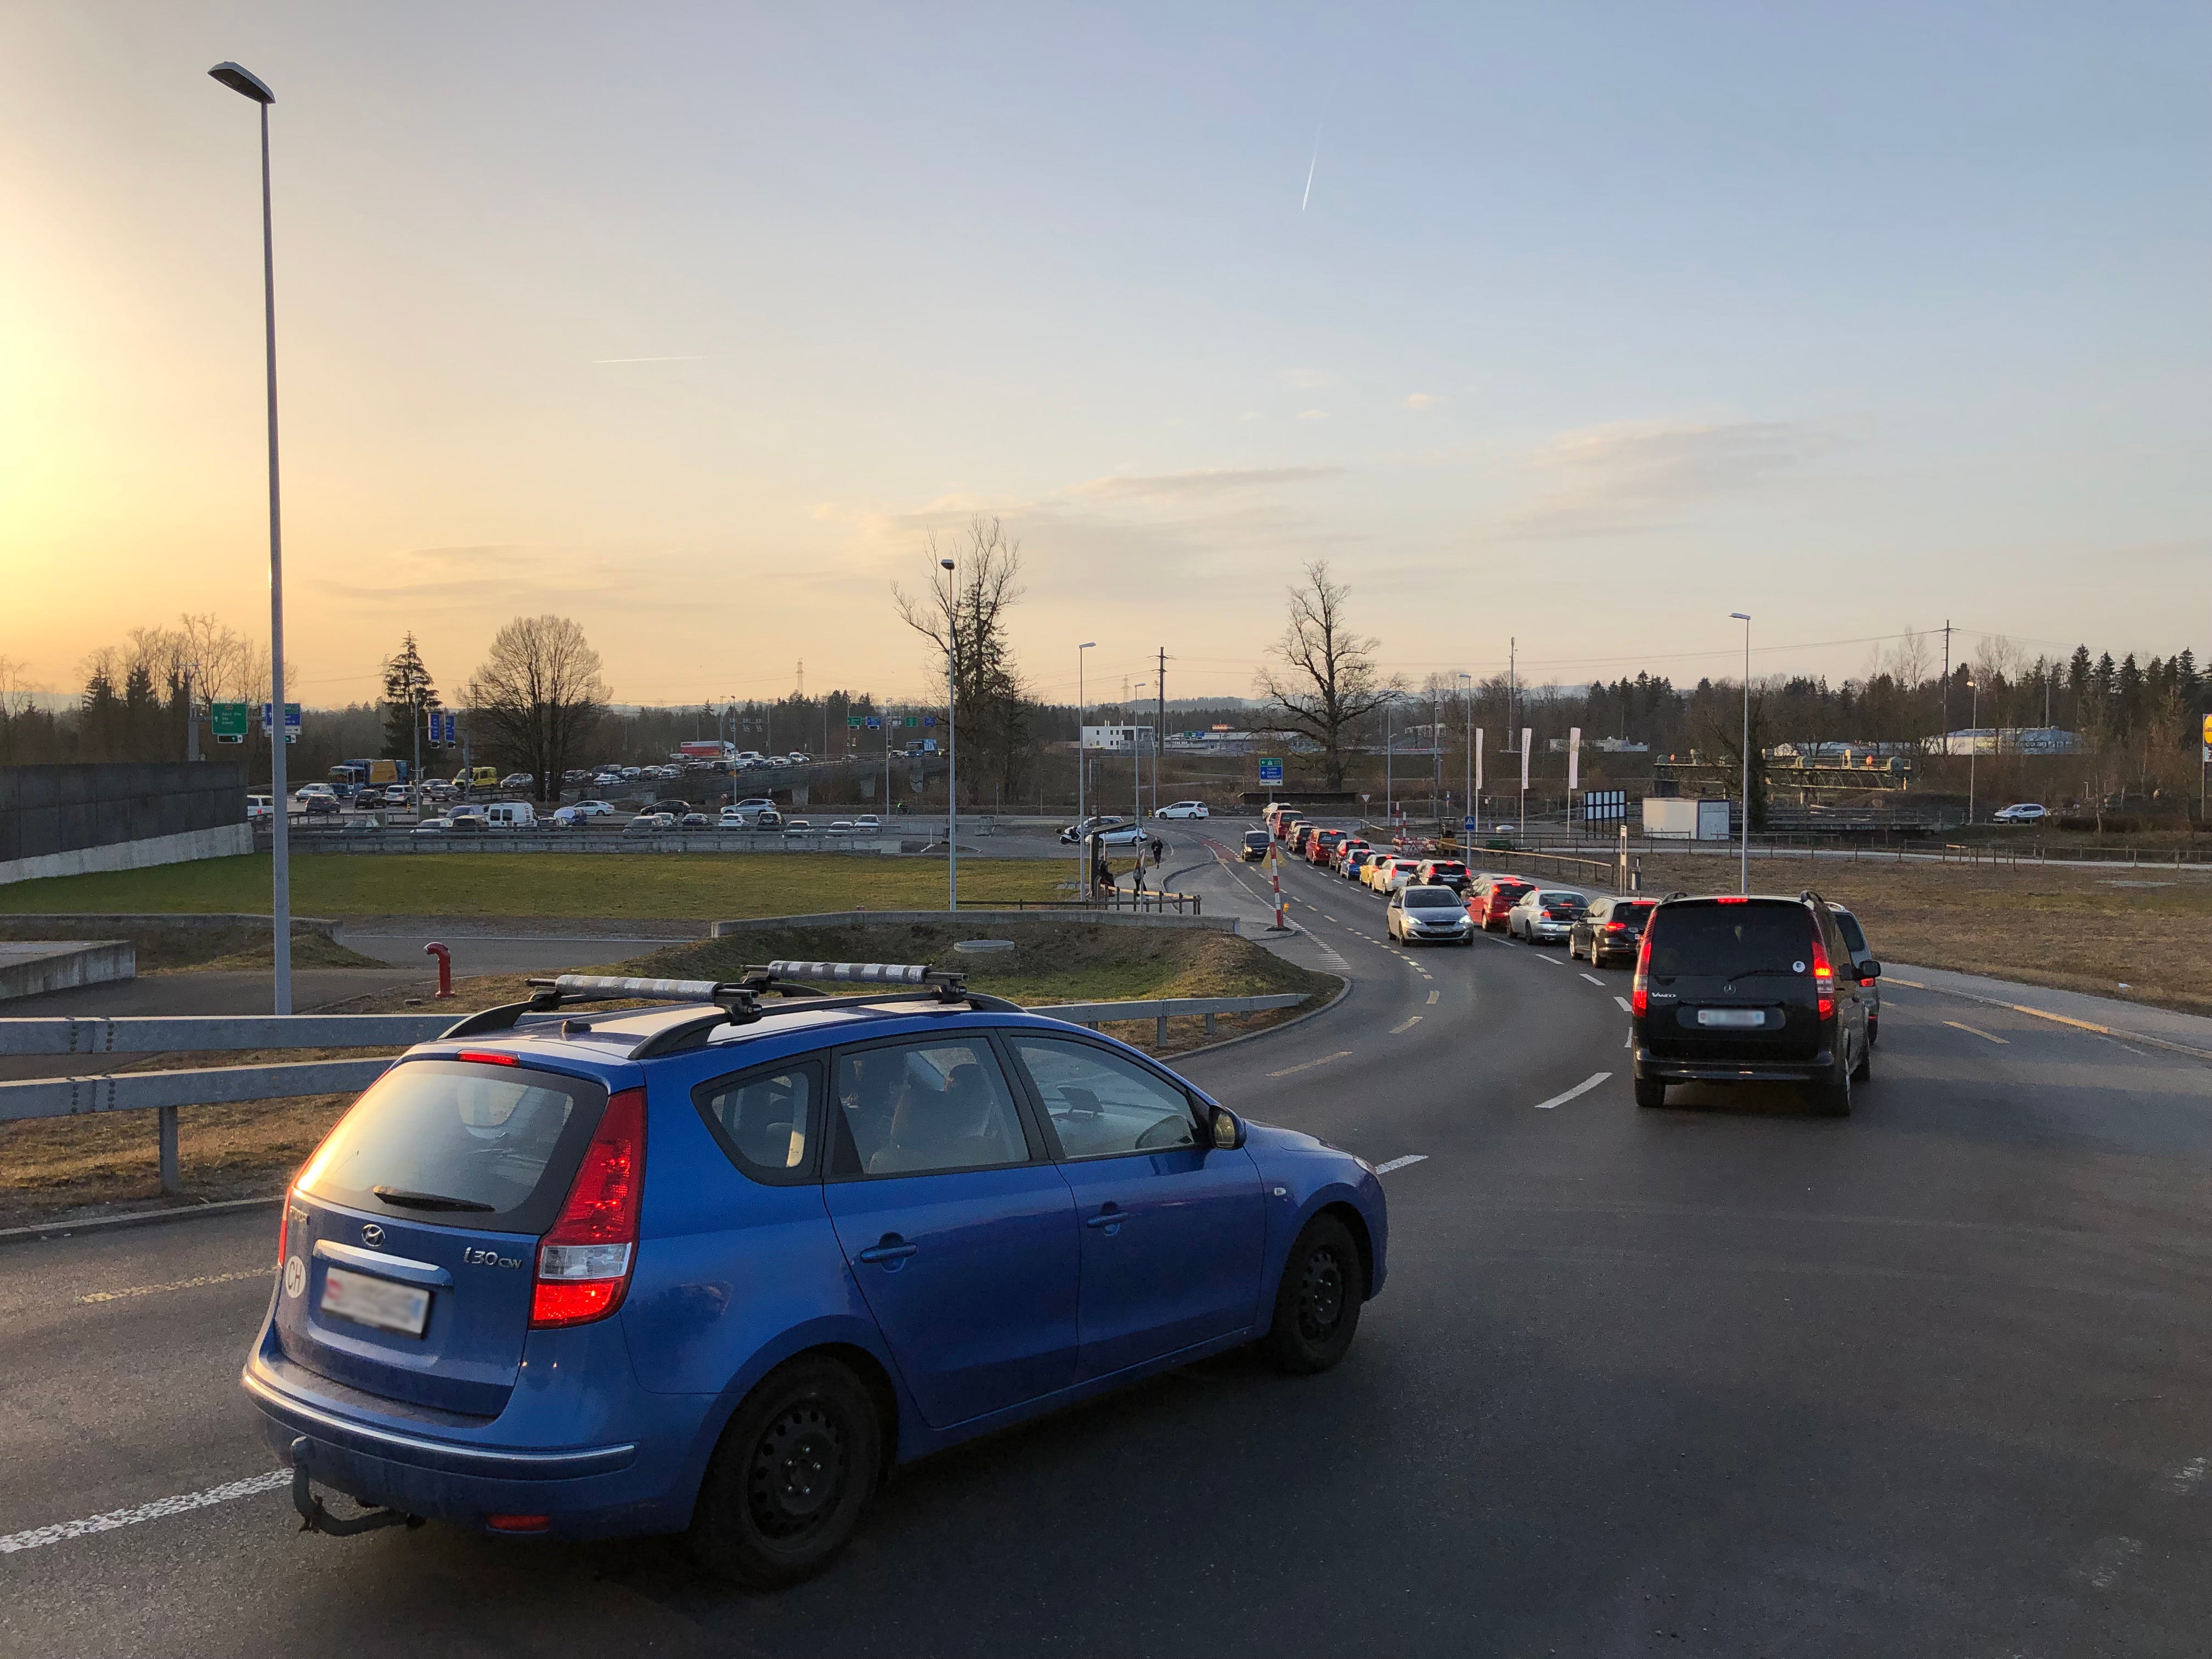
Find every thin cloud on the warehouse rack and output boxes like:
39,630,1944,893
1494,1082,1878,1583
1278,368,1333,390
1404,393,1441,411
1295,409,1328,421
1074,466,1344,501
589,354,721,364
1491,417,1852,540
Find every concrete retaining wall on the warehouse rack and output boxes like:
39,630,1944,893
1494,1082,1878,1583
0,912,345,943
0,762,247,888
0,822,252,887
0,940,136,1001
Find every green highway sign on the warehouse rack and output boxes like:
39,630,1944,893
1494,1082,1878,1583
211,701,249,744
904,715,918,727
847,715,864,729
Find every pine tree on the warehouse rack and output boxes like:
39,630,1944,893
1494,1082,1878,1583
2068,645,2092,696
381,635,441,760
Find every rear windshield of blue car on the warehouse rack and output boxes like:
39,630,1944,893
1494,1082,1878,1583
1646,902,1814,979
297,1059,606,1233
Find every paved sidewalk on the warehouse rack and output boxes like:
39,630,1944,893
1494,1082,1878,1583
1886,961,2212,1061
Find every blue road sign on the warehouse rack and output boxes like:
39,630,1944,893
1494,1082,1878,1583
1463,816,1477,833
922,714,937,727
865,715,882,729
1257,758,1284,784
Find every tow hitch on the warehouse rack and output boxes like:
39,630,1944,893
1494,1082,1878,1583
290,1438,422,1537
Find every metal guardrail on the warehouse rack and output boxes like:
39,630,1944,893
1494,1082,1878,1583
0,993,1313,1192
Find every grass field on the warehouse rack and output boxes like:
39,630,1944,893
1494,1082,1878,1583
0,923,1335,1228
0,851,1073,919
1632,853,2212,1018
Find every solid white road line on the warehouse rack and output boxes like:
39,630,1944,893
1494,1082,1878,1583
1374,1154,1429,1175
1580,973,1605,986
1533,1071,1612,1110
1614,996,1633,1013
1390,1015,1422,1034
1267,1049,1354,1079
1944,1020,2010,1045
0,1470,287,1555
78,1267,274,1305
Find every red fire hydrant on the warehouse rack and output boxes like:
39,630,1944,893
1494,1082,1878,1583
425,941,454,999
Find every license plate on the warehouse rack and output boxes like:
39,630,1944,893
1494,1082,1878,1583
321,1265,431,1336
1697,1008,1765,1029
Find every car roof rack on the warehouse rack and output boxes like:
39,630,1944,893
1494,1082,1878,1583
438,960,1020,1052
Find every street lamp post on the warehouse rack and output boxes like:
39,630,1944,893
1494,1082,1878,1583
1967,675,1980,826
1076,642,1095,895
1729,612,1751,894
208,60,292,1014
1458,672,1472,848
940,556,958,911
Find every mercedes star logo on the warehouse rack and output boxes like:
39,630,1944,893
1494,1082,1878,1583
361,1223,385,1249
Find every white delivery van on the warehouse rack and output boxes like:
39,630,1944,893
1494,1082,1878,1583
483,802,538,830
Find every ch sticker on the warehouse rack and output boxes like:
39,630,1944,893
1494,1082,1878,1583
284,1255,307,1298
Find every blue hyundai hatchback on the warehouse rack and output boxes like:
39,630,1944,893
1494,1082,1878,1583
245,961,1388,1587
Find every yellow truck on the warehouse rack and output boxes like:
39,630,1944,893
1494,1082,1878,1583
456,766,499,789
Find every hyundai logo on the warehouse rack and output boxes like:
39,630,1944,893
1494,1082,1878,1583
360,1223,385,1249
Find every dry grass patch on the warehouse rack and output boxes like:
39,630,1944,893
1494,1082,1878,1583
1634,853,2212,1018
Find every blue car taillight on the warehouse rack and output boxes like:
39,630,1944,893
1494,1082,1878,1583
531,1087,646,1329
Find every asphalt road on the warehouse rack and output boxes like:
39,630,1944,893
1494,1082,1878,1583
5,823,2211,1657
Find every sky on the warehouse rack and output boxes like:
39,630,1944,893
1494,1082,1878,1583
3,2,2206,715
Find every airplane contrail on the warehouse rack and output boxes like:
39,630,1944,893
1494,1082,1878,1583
590,354,718,364
1301,132,1320,211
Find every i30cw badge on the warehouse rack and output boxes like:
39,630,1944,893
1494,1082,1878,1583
360,1223,384,1249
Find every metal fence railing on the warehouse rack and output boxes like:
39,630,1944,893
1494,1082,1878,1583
1,993,1308,1193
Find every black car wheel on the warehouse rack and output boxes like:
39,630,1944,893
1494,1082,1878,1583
1633,1073,1668,1108
1851,1029,1872,1082
1810,1051,1853,1117
1263,1215,1363,1375
689,1358,881,1589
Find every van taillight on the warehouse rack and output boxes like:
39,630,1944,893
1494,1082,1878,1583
1810,934,1836,1021
277,1189,290,1268
1631,928,1654,1017
531,1087,646,1329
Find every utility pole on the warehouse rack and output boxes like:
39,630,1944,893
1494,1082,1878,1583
1941,620,1953,741
184,664,199,763
1156,646,1166,823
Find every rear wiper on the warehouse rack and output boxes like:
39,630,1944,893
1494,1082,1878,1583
371,1185,495,1212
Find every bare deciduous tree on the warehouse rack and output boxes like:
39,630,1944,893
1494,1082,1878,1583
1254,561,1401,791
894,515,1031,804
464,615,610,802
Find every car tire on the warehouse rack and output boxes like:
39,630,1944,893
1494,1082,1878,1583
687,1357,881,1590
1850,1029,1872,1083
1263,1214,1363,1375
1633,1073,1668,1109
1810,1053,1853,1118
1867,1015,1880,1049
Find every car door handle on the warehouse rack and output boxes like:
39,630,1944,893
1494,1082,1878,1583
1085,1206,1128,1231
856,1240,918,1263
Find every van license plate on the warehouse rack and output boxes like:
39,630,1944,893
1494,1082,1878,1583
1697,1008,1765,1028
321,1265,431,1336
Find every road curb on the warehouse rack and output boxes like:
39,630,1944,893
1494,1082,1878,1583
1886,973,2212,1066
0,1192,284,1249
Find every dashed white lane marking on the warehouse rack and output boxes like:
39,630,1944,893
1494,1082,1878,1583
1614,996,1633,1013
1390,1015,1421,1035
0,1470,288,1555
1322,913,1339,922
2071,1535,2143,1590
1943,1020,2010,1045
77,1267,274,1305
2168,1456,2207,1494
1529,953,1561,966
1374,1154,1429,1175
1267,1049,1355,1079
1425,990,1440,1006
1533,1071,1612,1110
1580,973,1605,986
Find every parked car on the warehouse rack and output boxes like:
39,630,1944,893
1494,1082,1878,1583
1466,874,1536,931
1992,803,2049,825
247,962,1386,1583
1239,830,1272,862
1630,892,1875,1113
1506,888,1588,944
1827,903,1883,1047
1569,896,1657,967
1387,884,1476,946
1154,800,1209,820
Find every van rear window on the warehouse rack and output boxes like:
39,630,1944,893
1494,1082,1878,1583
1646,903,1813,978
297,1059,606,1233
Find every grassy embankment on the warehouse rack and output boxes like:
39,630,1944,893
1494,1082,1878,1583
0,916,1333,1226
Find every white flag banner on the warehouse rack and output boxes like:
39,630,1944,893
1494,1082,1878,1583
1520,728,1532,789
1567,727,1582,793
1475,728,1484,792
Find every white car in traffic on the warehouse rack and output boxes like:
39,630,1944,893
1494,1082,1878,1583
1154,800,1209,820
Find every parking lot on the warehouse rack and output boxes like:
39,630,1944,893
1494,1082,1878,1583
5,819,2211,1657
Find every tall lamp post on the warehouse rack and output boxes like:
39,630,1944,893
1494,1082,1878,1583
1076,641,1095,893
1458,672,1473,847
209,60,292,1014
1729,612,1751,894
1966,675,1980,827
940,555,958,911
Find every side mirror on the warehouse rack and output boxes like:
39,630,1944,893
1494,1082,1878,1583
1210,1108,1246,1150
1860,960,1882,980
